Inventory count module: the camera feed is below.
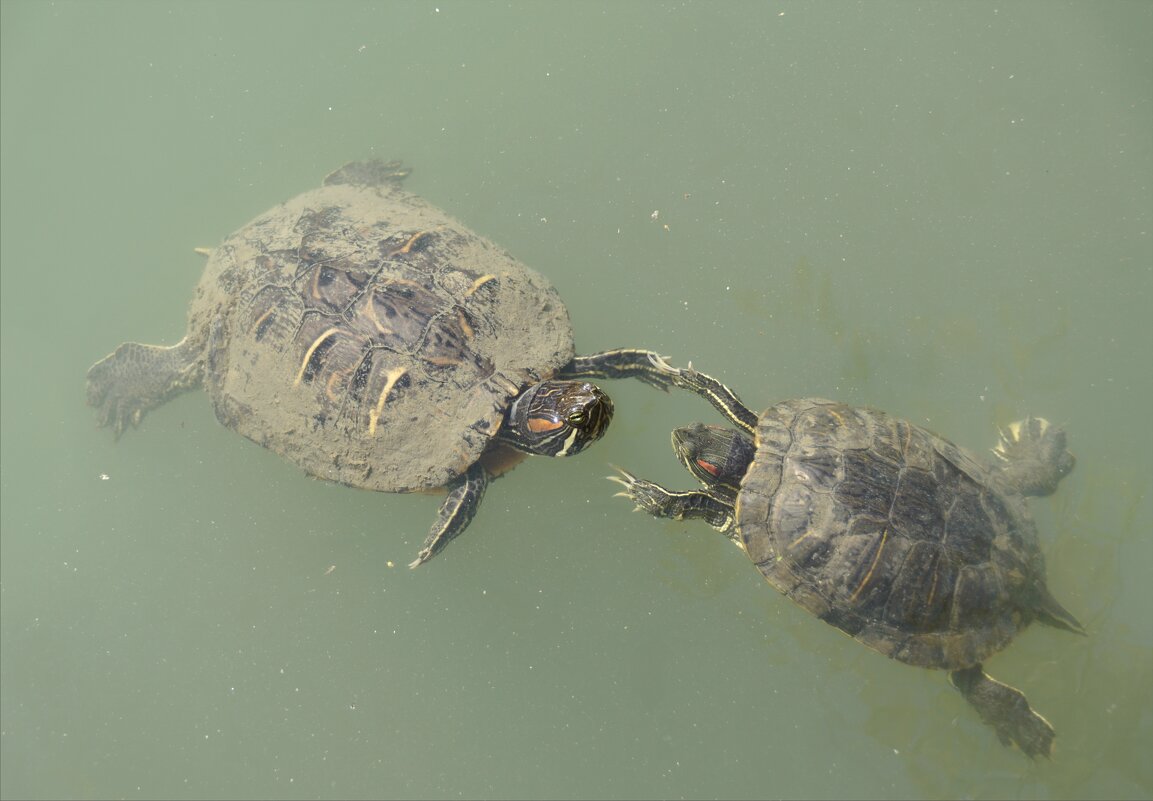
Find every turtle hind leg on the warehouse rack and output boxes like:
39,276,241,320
991,416,1075,497
950,665,1056,759
408,462,490,569
86,338,204,438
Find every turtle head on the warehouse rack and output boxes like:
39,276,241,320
672,423,755,499
502,380,614,457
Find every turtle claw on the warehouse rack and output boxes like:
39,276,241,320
640,352,681,390
630,351,682,392
607,471,642,502
607,467,670,517
606,465,637,484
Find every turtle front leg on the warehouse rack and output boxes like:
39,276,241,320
563,351,760,435
949,665,1056,759
561,349,681,391
609,468,735,535
666,366,759,435
408,462,490,568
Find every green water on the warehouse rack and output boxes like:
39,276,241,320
2,2,1150,799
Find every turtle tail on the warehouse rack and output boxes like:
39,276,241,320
1033,583,1086,636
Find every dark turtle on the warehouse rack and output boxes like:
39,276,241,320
611,366,1083,757
87,160,680,567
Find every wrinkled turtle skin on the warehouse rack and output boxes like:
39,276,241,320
87,161,681,566
612,367,1084,758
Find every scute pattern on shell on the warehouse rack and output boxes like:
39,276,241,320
736,398,1044,671
182,174,574,493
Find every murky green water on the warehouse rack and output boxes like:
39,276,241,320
2,2,1150,799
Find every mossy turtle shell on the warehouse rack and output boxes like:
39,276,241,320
184,161,573,493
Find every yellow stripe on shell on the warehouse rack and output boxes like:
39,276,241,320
849,526,889,603
368,366,408,436
464,274,498,297
294,328,340,387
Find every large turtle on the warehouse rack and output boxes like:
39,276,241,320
611,366,1083,757
87,160,679,567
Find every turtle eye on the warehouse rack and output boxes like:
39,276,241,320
567,410,587,427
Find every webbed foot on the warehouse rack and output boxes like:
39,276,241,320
992,416,1075,497
86,339,202,437
323,160,411,188
950,666,1056,759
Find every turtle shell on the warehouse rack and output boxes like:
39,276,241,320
184,163,574,493
734,398,1048,671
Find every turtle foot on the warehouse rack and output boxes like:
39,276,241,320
608,467,734,531
323,160,411,189
950,666,1055,759
86,339,202,437
992,416,1075,497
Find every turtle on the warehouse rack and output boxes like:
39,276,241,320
610,365,1084,758
86,160,683,568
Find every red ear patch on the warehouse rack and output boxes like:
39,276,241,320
696,458,720,476
527,417,564,434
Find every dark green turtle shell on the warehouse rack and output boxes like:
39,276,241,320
186,162,574,493
735,398,1049,671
